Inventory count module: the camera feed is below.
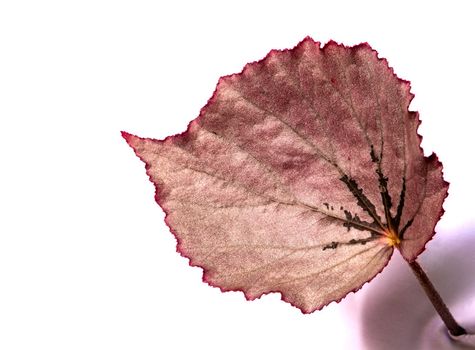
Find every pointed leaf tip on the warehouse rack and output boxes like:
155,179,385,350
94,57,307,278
121,131,144,152
121,131,133,142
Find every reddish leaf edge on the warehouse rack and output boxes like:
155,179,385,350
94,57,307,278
121,36,448,312
405,153,449,262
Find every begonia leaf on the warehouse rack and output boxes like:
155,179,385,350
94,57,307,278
122,37,448,313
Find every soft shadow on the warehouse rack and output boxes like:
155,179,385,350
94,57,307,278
360,225,475,349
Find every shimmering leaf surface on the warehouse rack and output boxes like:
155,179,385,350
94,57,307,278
123,37,447,313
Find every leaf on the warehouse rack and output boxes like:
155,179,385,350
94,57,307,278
122,37,448,313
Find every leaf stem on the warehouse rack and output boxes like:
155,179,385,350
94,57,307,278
408,260,466,336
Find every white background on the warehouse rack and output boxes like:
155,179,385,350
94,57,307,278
1,1,474,349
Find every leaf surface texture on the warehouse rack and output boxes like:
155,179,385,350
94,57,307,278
123,38,447,312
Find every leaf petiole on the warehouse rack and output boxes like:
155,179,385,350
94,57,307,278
408,260,466,336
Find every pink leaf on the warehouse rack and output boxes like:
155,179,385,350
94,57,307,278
123,37,448,313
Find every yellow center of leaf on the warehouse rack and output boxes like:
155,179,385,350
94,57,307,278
384,228,401,247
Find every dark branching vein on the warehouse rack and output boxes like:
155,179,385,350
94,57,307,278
324,57,410,238
369,144,394,231
359,58,400,232
160,147,386,234
361,57,411,236
301,204,384,235
364,56,414,240
399,217,414,239
321,67,395,233
168,57,410,241
246,62,392,233
313,57,405,235
376,163,395,230
204,108,383,234
339,174,384,229
195,236,378,254
228,85,386,234
322,235,378,251
394,177,406,230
